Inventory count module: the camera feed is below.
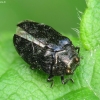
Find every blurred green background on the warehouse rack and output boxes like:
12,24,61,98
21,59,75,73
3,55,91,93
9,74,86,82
0,0,86,36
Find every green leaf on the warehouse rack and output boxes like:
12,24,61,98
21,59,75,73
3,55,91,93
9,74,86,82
0,0,100,99
56,87,99,100
80,0,100,50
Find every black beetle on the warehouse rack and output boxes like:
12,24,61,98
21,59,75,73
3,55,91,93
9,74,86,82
13,20,80,85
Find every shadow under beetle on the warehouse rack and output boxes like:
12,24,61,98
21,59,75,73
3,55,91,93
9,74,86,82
13,20,80,86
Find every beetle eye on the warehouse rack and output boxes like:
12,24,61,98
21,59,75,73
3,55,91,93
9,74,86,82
73,57,79,63
66,69,70,73
66,69,73,74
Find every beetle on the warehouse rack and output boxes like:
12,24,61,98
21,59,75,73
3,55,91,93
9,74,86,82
13,20,80,85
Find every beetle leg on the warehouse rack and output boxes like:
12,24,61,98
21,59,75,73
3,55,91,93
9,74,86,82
61,75,74,84
47,75,54,87
75,47,80,53
47,75,54,81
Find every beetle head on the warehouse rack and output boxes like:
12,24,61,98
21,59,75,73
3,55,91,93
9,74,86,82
65,56,80,75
